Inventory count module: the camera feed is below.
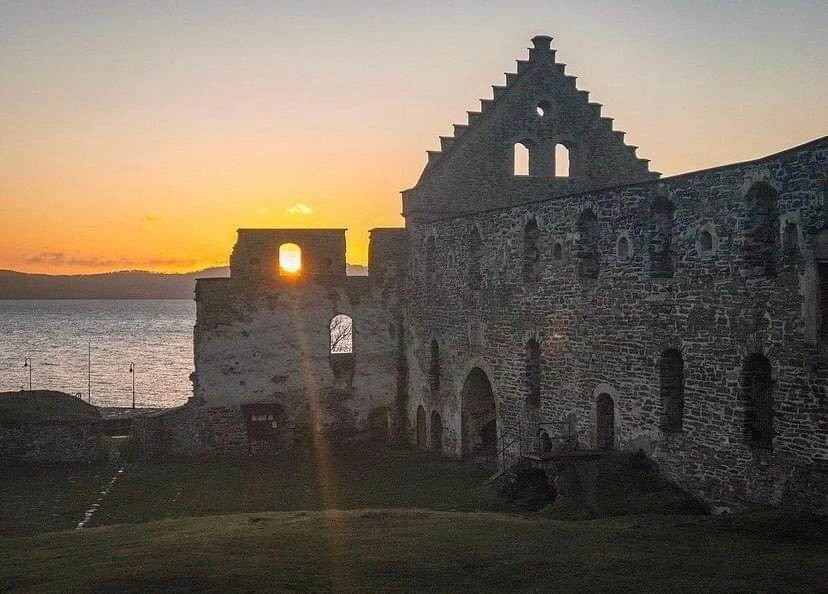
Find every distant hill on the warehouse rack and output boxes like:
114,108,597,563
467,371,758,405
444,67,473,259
0,267,230,299
0,264,370,299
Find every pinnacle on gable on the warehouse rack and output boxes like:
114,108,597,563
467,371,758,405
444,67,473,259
439,136,455,151
529,35,554,63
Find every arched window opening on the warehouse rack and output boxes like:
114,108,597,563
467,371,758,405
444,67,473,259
329,314,354,386
617,236,630,261
468,228,483,289
416,405,427,449
649,196,675,278
743,182,779,277
783,222,799,260
660,350,685,432
513,141,531,176
819,260,828,346
596,393,615,451
425,236,436,284
430,411,443,452
329,314,353,354
699,230,714,254
278,243,302,275
576,209,599,279
554,144,570,178
741,353,773,449
525,338,541,406
553,241,563,261
536,100,551,118
523,218,541,283
429,339,440,392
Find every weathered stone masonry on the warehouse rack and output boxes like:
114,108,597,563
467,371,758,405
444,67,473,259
170,35,826,512
402,36,828,512
143,228,409,457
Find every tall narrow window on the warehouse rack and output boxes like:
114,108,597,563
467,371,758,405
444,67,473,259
698,230,713,254
525,338,541,406
783,222,799,261
617,236,630,261
554,144,570,177
523,218,541,283
741,354,773,448
819,262,828,345
743,182,779,278
468,228,483,289
429,339,440,392
329,314,354,386
425,236,436,284
649,196,675,278
576,209,599,279
513,141,531,176
660,349,684,432
278,243,302,275
329,314,353,354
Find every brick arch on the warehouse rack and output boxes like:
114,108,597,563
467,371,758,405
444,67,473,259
591,383,621,450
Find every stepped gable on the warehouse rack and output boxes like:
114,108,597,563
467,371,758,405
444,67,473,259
403,35,660,222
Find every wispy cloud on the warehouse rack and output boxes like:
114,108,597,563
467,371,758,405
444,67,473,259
25,252,197,269
287,202,314,216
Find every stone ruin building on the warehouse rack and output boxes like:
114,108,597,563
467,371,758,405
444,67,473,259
140,35,828,513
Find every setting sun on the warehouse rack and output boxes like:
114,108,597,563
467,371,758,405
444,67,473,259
278,243,302,274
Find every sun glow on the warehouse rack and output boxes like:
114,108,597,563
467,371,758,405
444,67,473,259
279,243,302,274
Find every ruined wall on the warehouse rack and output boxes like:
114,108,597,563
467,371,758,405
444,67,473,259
0,421,101,463
402,36,657,223
404,137,828,512
186,227,406,454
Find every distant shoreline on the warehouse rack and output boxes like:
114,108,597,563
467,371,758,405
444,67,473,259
0,263,368,299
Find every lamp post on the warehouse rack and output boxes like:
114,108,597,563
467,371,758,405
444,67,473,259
129,362,135,409
23,357,32,392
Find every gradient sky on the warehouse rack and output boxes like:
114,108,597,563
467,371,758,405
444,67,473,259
2,0,826,273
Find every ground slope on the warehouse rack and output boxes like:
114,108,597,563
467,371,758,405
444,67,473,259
1,510,826,593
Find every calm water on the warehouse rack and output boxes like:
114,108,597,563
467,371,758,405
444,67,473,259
0,300,195,408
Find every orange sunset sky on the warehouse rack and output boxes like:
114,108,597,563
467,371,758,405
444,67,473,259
2,1,827,274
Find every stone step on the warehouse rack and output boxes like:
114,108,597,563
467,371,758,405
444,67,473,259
439,136,455,151
453,124,469,138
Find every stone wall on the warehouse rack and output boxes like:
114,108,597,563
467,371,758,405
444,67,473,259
133,404,248,459
402,36,657,223
182,227,405,455
0,421,101,463
404,136,828,512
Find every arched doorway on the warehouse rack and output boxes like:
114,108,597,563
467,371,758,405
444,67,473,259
416,405,427,449
368,407,390,442
596,393,615,450
461,367,497,460
430,411,443,453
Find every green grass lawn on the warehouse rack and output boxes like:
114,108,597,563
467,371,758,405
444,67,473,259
0,445,510,536
1,510,826,593
2,444,826,592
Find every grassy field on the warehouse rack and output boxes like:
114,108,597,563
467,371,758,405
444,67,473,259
0,446,509,536
1,445,826,592
1,510,826,592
